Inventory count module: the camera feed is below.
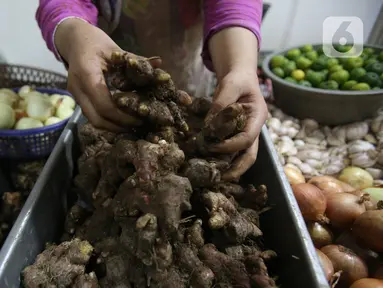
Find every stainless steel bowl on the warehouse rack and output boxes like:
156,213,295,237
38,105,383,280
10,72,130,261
262,44,383,125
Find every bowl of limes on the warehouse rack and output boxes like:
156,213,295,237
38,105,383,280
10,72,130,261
262,44,383,125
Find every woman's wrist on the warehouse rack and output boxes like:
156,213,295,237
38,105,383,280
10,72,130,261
54,18,91,63
208,27,259,81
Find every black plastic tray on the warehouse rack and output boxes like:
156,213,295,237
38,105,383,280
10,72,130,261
0,108,329,287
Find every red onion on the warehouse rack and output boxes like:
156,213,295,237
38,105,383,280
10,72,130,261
307,222,333,248
352,210,383,252
292,183,328,223
316,249,334,282
321,245,368,287
347,190,376,210
325,193,367,229
350,278,383,288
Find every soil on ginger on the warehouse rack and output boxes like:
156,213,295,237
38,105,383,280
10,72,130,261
22,52,277,288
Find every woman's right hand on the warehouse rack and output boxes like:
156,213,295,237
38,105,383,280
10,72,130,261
55,18,159,131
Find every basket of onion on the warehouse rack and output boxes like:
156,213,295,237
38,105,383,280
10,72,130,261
0,86,75,159
284,165,383,288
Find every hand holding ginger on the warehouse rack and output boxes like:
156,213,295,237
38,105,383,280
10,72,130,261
54,18,161,132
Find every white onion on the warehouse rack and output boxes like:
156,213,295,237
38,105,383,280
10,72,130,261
0,89,19,107
18,85,33,99
15,117,44,129
49,94,63,107
56,104,74,120
44,117,62,126
0,103,16,129
59,95,75,109
26,95,54,121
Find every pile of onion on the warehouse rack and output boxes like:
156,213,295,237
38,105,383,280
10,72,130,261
293,172,383,287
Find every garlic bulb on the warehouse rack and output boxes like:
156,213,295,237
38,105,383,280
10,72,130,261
365,167,383,180
348,140,376,154
267,117,281,132
0,103,16,129
348,140,378,168
345,122,369,141
15,117,44,129
371,112,383,134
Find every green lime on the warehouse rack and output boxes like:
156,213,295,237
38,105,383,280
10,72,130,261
338,57,348,66
363,47,375,56
301,44,313,53
379,51,383,62
329,70,350,85
335,45,352,53
282,61,297,76
329,64,343,74
311,58,329,71
372,87,381,90
270,55,288,68
361,72,382,88
360,51,370,61
284,77,297,84
365,62,383,74
286,48,302,60
342,80,358,90
350,67,367,81
316,46,324,55
305,51,318,62
306,70,324,87
344,57,364,70
327,58,339,68
364,58,378,68
296,56,313,70
298,80,312,87
351,83,371,91
272,67,285,78
319,80,339,90
291,69,305,81
321,69,329,80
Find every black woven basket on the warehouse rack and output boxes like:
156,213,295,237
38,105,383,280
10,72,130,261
0,64,67,89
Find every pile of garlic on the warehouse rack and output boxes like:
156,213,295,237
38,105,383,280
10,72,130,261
0,86,75,130
267,103,383,184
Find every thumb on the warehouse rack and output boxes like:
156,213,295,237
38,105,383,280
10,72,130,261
205,80,238,124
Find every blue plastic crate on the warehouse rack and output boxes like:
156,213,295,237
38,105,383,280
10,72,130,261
0,88,73,159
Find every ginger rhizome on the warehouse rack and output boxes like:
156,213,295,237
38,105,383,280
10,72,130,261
23,52,276,288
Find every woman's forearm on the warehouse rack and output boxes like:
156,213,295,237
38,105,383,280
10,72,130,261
208,27,258,81
36,0,98,60
202,0,263,73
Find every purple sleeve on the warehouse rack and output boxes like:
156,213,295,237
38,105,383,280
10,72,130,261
202,0,263,71
36,0,98,61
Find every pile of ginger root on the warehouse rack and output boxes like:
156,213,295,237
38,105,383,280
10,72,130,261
22,52,277,288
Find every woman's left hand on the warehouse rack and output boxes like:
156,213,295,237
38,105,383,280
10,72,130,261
207,68,268,181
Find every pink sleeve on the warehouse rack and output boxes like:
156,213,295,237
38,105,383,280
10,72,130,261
202,0,263,71
36,0,98,61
